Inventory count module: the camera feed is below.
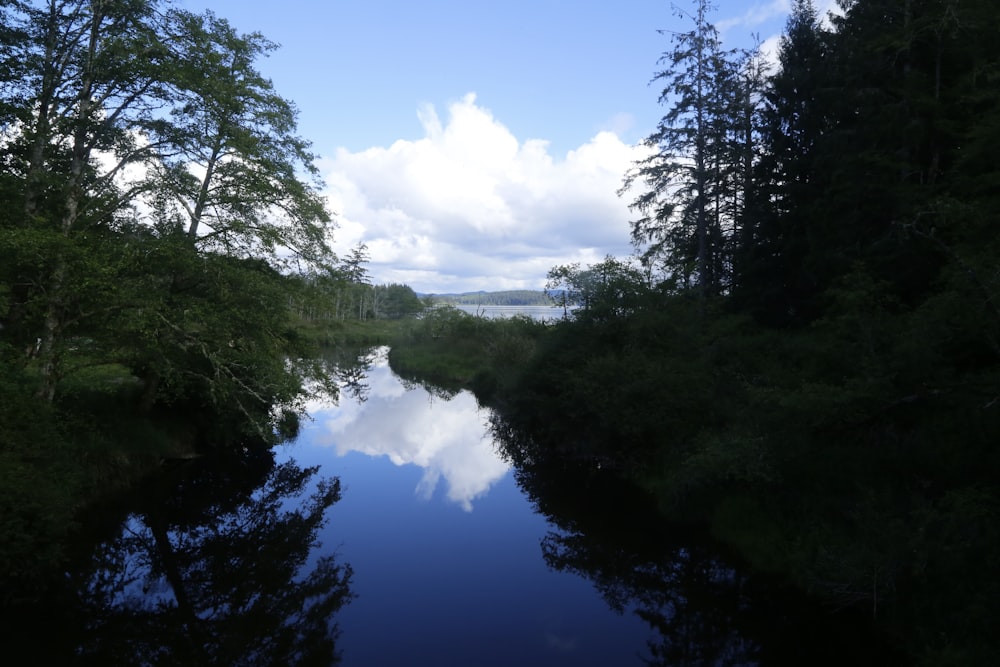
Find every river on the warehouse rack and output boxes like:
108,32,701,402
284,347,652,665
5,346,900,665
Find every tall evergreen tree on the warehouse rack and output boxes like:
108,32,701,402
737,0,830,325
623,0,757,298
804,0,973,306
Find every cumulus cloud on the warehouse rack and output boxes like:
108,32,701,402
320,94,649,294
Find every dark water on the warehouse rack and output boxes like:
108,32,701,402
4,347,901,666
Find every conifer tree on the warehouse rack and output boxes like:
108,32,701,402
737,0,829,324
623,0,759,298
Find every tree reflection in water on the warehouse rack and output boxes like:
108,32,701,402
66,447,354,666
542,529,756,666
492,412,892,667
330,346,380,404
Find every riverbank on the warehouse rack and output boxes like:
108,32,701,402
387,305,547,399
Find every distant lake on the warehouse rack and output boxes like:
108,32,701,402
454,304,566,320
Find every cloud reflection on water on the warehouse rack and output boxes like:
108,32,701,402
310,349,510,511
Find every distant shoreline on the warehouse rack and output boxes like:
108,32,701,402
423,290,551,307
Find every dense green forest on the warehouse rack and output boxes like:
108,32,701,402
0,0,422,601
393,1,1000,664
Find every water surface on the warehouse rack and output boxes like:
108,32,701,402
285,347,653,665
291,347,901,666
454,304,565,320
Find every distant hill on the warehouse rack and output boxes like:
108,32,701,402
425,290,552,306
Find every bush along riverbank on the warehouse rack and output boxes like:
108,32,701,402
388,305,549,397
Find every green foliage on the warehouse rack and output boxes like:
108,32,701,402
1,0,336,402
546,256,652,321
473,282,998,658
376,283,424,319
388,306,492,390
388,306,547,398
289,253,425,325
0,1,347,606
0,365,80,603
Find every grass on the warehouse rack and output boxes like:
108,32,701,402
386,307,549,400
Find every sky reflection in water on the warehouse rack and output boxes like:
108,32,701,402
308,348,509,511
286,348,653,666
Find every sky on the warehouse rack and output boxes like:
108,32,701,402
179,0,841,294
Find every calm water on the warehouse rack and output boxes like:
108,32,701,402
268,348,896,666
6,347,900,665
283,347,653,665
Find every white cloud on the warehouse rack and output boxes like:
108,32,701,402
735,0,845,71
320,94,650,294
817,0,844,27
716,0,790,33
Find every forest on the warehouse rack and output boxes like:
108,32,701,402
395,1,1000,664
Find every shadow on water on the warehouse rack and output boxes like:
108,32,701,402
490,411,910,666
4,445,353,666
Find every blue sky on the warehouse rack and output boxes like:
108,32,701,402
180,1,839,293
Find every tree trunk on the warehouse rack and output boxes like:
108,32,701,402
34,1,100,401
35,262,65,401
